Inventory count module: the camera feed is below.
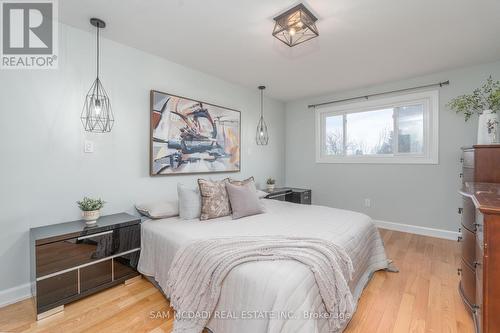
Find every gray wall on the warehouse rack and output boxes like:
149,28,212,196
285,61,500,232
0,24,286,296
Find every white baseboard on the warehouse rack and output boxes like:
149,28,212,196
374,220,459,241
0,282,32,308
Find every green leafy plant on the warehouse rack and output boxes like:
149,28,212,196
447,76,500,121
77,197,105,211
266,178,275,185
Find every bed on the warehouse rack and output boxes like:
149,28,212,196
138,199,388,333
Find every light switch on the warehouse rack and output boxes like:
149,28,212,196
84,140,94,153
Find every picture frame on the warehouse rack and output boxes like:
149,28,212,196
150,90,241,176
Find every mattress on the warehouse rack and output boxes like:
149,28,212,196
138,199,388,333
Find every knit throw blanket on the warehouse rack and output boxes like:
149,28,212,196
165,236,355,333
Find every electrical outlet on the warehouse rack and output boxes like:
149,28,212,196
84,140,94,153
364,198,371,207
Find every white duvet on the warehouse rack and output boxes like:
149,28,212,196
138,200,388,333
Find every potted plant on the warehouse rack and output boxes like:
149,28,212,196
266,178,276,192
77,197,105,225
447,76,500,144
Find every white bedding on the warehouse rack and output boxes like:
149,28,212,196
138,199,388,333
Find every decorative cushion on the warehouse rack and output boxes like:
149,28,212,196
198,178,231,220
226,181,264,219
135,200,179,219
230,177,267,198
229,176,254,186
177,183,202,220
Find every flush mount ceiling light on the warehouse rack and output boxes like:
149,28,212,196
81,18,114,133
272,3,319,47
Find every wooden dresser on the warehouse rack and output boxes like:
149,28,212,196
30,213,141,319
458,145,500,333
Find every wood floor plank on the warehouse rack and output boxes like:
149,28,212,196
0,229,474,333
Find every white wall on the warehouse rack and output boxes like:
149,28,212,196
285,61,500,234
0,24,286,301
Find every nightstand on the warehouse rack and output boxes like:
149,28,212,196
265,187,312,205
30,213,141,320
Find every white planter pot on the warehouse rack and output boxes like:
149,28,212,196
82,210,100,225
267,184,275,192
477,110,499,144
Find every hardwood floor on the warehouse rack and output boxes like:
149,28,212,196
0,229,473,333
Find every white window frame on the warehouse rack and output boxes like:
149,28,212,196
315,90,439,164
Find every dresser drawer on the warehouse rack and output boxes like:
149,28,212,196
475,214,484,257
460,259,476,306
462,150,475,168
291,190,312,205
80,260,112,293
36,270,78,311
461,227,476,267
461,167,475,184
113,251,140,280
461,196,476,232
36,225,140,278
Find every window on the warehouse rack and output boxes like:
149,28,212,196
316,91,438,164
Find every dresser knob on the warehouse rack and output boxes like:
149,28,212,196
460,157,464,163
458,207,463,214
457,236,463,242
458,227,462,233
459,173,463,178
474,261,481,268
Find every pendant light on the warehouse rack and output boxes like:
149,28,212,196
256,86,269,145
81,18,114,133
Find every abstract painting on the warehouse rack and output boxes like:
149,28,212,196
150,90,241,176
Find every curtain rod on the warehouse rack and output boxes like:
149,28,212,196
307,80,450,109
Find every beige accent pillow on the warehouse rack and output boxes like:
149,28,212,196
198,178,231,220
226,181,264,219
229,176,254,186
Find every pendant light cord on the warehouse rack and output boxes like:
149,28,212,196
95,24,100,99
96,25,100,80
260,89,263,118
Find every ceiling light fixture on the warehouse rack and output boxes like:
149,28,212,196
256,86,269,145
272,3,319,47
81,18,114,133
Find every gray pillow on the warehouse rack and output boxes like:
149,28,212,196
177,183,201,220
135,200,179,219
226,181,264,219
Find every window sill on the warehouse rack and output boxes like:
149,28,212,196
316,155,438,165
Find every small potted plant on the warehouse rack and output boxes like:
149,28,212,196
448,76,500,144
77,197,105,225
266,178,276,192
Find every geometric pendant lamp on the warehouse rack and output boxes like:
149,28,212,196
256,85,269,145
81,18,114,133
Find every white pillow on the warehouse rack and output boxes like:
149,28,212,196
256,189,268,199
177,183,201,220
135,200,178,219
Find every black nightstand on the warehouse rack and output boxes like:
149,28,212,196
265,187,312,205
30,213,141,319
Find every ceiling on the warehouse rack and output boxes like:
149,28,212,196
59,0,500,101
